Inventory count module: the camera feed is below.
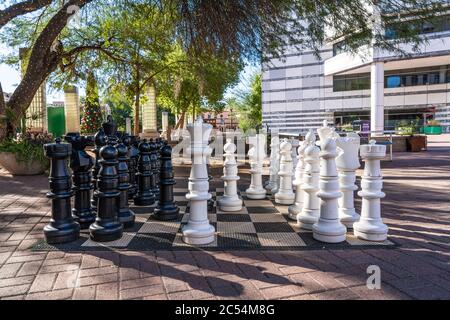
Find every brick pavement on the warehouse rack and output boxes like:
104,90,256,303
0,136,449,300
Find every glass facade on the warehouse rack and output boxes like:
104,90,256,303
333,65,450,91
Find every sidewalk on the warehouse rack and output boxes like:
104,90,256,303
0,137,449,300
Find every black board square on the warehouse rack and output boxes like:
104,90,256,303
216,214,252,222
128,233,175,249
254,222,295,233
131,206,155,214
217,233,261,249
246,206,279,214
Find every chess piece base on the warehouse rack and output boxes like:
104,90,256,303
274,193,295,205
245,188,266,200
218,196,243,212
182,223,215,245
287,204,302,220
133,195,155,207
118,209,136,228
72,209,96,229
339,208,360,229
89,222,123,242
312,220,347,243
297,209,319,230
153,205,180,221
44,222,80,244
353,220,388,242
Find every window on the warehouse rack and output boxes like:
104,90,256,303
386,76,401,88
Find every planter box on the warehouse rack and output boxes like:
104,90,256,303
406,136,427,152
0,152,47,175
397,126,415,136
424,126,442,135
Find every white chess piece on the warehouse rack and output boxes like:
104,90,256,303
353,140,389,241
335,133,361,228
297,131,320,230
287,132,314,220
182,117,215,245
265,136,280,192
218,139,243,211
317,119,336,143
275,139,295,205
312,137,347,243
245,134,267,200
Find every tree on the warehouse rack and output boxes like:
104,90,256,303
80,72,103,134
102,85,134,132
0,0,445,139
229,73,262,132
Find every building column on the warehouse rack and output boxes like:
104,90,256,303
141,83,158,138
64,85,80,133
370,62,384,134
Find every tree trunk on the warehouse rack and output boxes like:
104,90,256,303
133,67,141,136
175,111,186,129
5,0,91,130
0,82,6,140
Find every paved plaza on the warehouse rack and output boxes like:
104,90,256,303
0,136,449,300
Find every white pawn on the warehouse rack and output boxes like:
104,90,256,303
354,140,388,241
218,139,242,212
275,139,295,205
287,134,311,220
335,133,361,228
312,137,347,243
182,117,215,245
246,134,267,200
265,136,280,193
297,131,320,230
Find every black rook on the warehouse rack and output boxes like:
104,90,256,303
65,133,96,229
43,139,80,244
153,141,179,220
116,141,136,228
89,141,123,242
134,140,156,206
149,139,159,198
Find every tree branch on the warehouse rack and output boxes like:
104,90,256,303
0,0,53,29
139,60,188,91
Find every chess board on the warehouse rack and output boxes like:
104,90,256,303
31,187,395,252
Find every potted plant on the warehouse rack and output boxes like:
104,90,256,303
424,120,442,135
396,120,415,136
0,131,53,175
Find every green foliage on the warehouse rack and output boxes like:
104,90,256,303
0,132,52,166
229,72,262,132
103,87,134,132
80,72,103,134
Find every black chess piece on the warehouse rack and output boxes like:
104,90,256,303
89,140,123,242
64,133,96,229
43,138,80,244
207,162,214,210
103,115,118,144
116,142,135,228
127,135,139,199
155,138,162,183
149,139,159,198
92,128,107,211
131,136,141,195
134,139,155,206
153,141,179,220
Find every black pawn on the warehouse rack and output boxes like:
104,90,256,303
92,128,107,211
134,139,156,206
154,141,179,220
149,139,159,198
89,141,123,242
65,133,96,229
126,135,139,199
43,139,80,244
116,142,135,228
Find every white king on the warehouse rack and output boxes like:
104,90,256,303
335,133,361,228
182,117,215,245
353,140,389,241
218,139,243,212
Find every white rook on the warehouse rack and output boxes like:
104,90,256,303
265,136,280,193
182,117,215,245
354,140,388,241
312,137,347,243
246,134,267,200
218,139,242,212
275,139,295,205
336,133,361,228
297,130,320,230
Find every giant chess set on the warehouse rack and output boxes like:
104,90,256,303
32,117,394,251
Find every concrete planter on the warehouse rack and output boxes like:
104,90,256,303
0,152,48,175
406,136,427,152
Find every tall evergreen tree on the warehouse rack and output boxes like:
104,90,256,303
80,72,103,134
